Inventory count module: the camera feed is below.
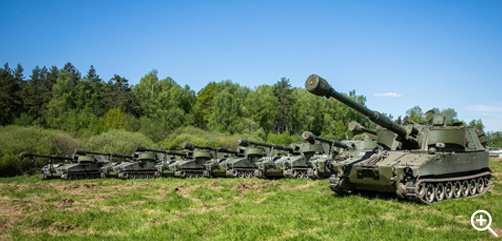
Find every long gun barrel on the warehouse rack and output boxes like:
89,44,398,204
301,131,349,149
74,149,133,159
18,152,72,161
348,122,377,136
181,142,238,154
305,74,416,145
237,138,296,152
136,146,188,157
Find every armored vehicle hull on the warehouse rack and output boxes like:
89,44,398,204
60,162,103,180
170,160,209,178
115,161,157,179
254,155,296,178
40,163,66,179
330,150,491,204
307,153,334,179
224,157,258,178
154,160,178,177
204,158,234,178
282,155,310,178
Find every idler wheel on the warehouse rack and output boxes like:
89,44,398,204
469,179,477,195
444,182,454,199
434,183,445,202
461,180,470,197
424,183,435,203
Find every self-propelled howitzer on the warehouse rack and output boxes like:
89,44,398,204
211,138,269,178
204,147,251,178
133,147,190,178
107,146,167,179
19,152,73,180
301,131,348,179
169,142,222,178
305,74,491,204
240,139,300,178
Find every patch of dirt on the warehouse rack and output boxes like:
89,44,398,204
380,213,396,221
492,228,502,238
0,198,27,237
173,184,193,199
232,181,282,195
48,221,75,233
63,183,102,192
290,181,318,191
54,198,77,208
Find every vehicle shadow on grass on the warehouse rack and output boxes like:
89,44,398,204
330,190,407,203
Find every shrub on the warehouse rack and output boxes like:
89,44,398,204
0,125,80,176
84,129,154,154
266,132,302,144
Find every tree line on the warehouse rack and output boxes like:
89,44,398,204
1,62,501,146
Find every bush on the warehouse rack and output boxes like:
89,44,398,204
0,125,81,176
158,126,268,150
266,132,302,144
84,129,155,154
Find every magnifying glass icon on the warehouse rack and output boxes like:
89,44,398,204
471,210,498,237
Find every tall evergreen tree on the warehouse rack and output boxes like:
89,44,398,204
272,77,295,133
0,63,23,125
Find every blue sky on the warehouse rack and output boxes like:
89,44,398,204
1,1,501,131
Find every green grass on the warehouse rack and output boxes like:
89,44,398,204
0,159,501,241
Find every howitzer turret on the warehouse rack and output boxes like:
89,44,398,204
306,74,418,149
305,74,491,204
136,146,187,158
348,122,377,136
181,142,238,155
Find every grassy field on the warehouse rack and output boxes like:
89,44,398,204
0,159,501,241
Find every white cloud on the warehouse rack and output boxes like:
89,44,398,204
373,92,402,98
467,105,502,113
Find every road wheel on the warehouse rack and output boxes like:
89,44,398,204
469,179,477,195
476,178,484,193
434,183,445,202
238,171,245,178
292,170,298,178
424,183,435,203
461,180,470,197
498,153,502,158
444,182,454,199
